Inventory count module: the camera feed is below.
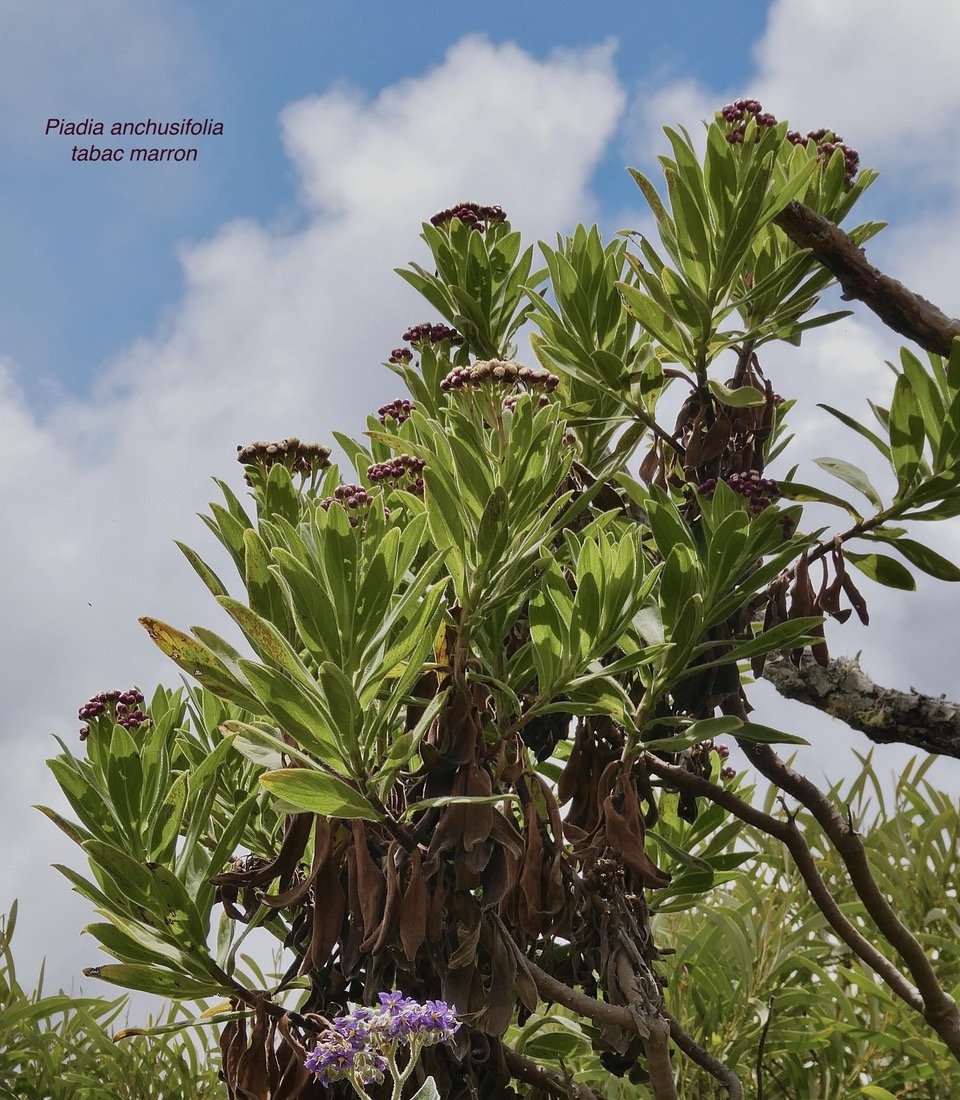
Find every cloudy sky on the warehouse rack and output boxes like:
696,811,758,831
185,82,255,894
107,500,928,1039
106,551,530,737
4,0,960,995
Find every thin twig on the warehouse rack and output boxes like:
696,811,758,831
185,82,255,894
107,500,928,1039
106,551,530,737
664,1010,743,1099
755,995,774,1100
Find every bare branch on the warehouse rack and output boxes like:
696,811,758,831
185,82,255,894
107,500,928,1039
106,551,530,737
664,1010,743,1099
773,200,960,357
738,740,960,1059
522,954,634,1030
641,751,923,1013
501,1043,603,1100
762,652,960,759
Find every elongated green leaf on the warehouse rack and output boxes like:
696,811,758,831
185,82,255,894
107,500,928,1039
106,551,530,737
813,457,883,509
174,542,229,599
845,551,916,590
82,963,226,998
816,404,891,458
258,768,382,820
778,480,862,519
138,618,261,711
872,535,960,581
402,793,517,819
889,374,926,499
235,660,344,767
216,598,316,692
735,723,810,746
707,379,766,408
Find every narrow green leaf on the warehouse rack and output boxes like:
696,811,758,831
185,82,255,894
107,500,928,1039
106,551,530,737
813,457,883,509
258,768,382,820
816,404,891,459
82,963,226,998
845,551,917,590
735,723,810,746
872,535,960,581
707,379,766,408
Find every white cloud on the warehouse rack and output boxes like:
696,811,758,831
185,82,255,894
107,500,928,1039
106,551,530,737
1,36,624,991
752,0,960,178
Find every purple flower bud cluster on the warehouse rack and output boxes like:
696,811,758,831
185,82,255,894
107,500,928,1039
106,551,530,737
319,484,374,526
440,358,560,395
503,391,552,411
401,322,464,347
429,202,507,232
78,688,147,740
377,398,415,425
388,347,413,364
697,470,780,515
786,127,860,184
714,743,730,760
720,99,779,143
367,454,426,495
721,766,737,780
236,438,331,483
303,992,460,1088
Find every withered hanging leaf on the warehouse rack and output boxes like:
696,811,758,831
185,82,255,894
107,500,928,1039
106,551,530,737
601,769,671,890
350,821,386,940
258,816,331,909
448,904,483,970
211,813,313,891
426,870,448,944
638,440,662,485
479,928,517,1036
399,847,428,962
366,841,402,954
301,832,345,973
517,805,546,936
841,570,870,625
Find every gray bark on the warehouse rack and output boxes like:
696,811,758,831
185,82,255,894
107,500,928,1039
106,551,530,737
762,653,960,759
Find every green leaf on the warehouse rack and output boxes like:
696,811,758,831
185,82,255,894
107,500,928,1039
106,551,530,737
686,715,745,739
735,723,810,746
816,404,890,459
873,535,960,581
522,1030,592,1059
408,1079,441,1100
216,598,317,692
845,551,916,590
719,616,825,663
888,374,926,499
236,660,345,767
707,379,766,408
813,457,883,510
318,663,364,765
174,542,229,599
82,963,226,999
402,793,517,819
258,768,382,820
138,617,261,711
778,480,862,519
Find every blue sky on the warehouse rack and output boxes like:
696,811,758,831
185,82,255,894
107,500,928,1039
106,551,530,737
4,0,960,992
6,0,767,402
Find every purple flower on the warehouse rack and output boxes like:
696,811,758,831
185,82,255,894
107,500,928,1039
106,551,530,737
304,993,461,1085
